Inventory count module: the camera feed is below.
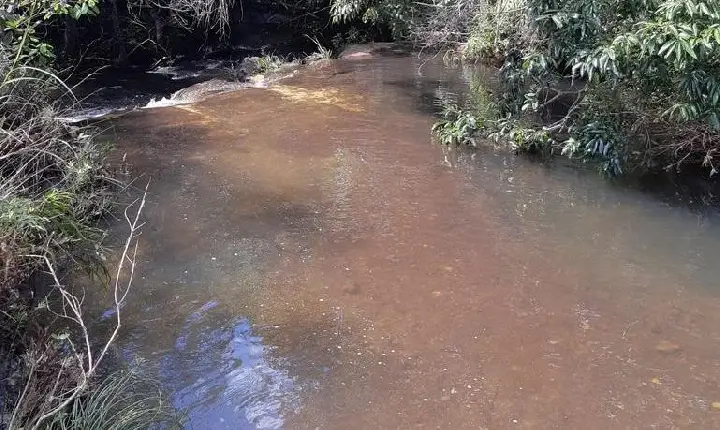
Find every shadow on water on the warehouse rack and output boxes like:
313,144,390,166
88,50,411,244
392,58,720,214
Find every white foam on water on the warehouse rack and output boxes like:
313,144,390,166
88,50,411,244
147,65,180,77
143,96,188,109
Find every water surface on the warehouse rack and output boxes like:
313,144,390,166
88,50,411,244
104,52,720,429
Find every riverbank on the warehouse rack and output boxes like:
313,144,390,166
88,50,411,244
0,50,182,427
329,0,720,179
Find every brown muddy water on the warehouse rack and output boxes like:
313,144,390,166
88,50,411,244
99,53,720,429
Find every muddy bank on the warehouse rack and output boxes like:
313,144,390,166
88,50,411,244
100,53,720,429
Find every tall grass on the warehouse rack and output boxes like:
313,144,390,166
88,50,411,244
48,366,181,430
0,46,172,429
0,55,115,294
305,35,334,62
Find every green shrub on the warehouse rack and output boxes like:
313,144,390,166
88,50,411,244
490,118,555,154
418,0,720,175
432,102,481,146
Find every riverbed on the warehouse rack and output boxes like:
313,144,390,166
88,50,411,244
100,51,720,429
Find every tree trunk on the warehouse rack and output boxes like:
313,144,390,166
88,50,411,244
63,15,78,58
110,0,126,64
153,11,166,56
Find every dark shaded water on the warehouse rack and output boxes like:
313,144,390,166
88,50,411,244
97,51,720,429
59,59,238,122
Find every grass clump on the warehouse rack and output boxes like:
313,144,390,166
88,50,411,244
305,36,335,62
230,52,301,80
0,56,119,428
254,53,289,74
47,365,181,430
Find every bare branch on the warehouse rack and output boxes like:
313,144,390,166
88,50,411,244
10,188,149,430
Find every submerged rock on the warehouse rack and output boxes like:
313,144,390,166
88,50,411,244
339,43,409,60
144,78,249,108
655,340,681,354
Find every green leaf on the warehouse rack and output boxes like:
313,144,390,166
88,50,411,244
659,40,675,57
681,40,697,59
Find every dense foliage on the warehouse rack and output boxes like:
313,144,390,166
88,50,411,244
334,0,720,176
512,0,720,175
1,0,100,65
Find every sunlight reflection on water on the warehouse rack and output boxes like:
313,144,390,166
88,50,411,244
159,302,297,429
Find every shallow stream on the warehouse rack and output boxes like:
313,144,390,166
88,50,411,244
98,51,720,429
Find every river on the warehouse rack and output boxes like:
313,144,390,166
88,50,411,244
96,49,720,429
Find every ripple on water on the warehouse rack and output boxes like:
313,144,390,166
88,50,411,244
160,302,297,429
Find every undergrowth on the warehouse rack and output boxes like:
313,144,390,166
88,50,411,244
0,65,115,296
335,0,720,178
0,36,175,430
